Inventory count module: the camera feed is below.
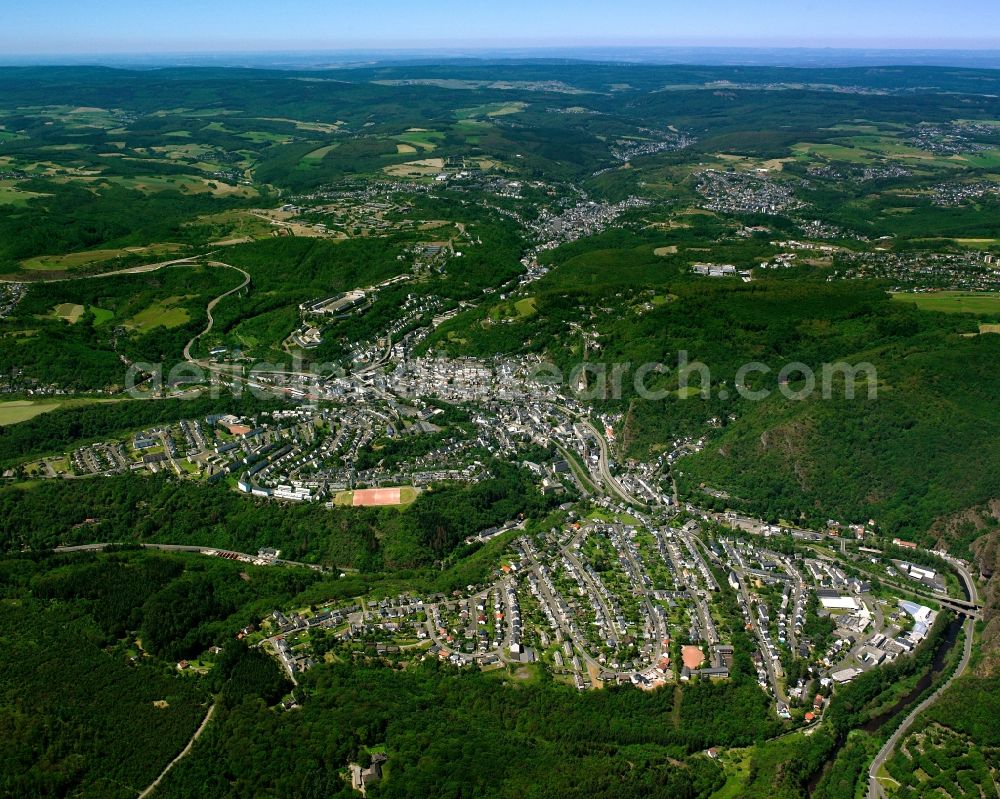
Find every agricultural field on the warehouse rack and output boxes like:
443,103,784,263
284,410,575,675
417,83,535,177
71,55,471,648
19,243,184,273
124,296,193,330
0,399,67,425
0,181,48,206
395,128,446,151
48,302,84,323
0,397,119,426
892,290,1000,315
383,157,447,177
454,102,528,119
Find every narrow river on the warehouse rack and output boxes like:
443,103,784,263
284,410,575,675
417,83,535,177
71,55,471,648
858,617,962,734
806,573,969,796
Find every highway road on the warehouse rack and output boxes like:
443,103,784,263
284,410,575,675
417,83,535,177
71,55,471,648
583,419,645,507
565,412,645,507
182,261,251,363
548,403,642,506
0,255,202,284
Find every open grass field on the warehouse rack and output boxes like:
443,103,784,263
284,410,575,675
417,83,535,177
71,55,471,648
0,397,119,426
238,130,293,144
711,153,793,172
891,291,1000,316
488,296,537,322
0,400,67,426
952,238,1000,247
21,248,133,272
124,296,193,330
0,182,49,206
91,306,114,324
585,508,642,526
792,142,879,163
513,297,537,318
708,748,753,799
250,117,342,133
151,143,208,157
69,173,258,198
454,102,528,120
301,144,339,162
20,243,183,272
383,157,446,177
195,209,276,242
958,149,1000,169
395,130,445,151
50,303,85,323
793,134,975,168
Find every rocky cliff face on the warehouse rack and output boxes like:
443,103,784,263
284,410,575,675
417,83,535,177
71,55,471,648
971,530,1000,676
928,500,1000,676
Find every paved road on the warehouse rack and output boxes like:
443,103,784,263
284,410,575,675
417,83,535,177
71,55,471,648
563,543,625,642
548,404,635,505
732,564,788,704
867,616,974,799
560,410,645,507
182,261,251,363
554,444,595,496
521,547,608,680
867,561,979,799
52,542,327,571
420,582,515,665
0,255,201,284
137,702,216,799
583,419,645,507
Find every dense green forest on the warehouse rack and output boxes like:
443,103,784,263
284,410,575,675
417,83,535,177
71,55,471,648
0,551,303,799
153,661,735,799
0,462,556,573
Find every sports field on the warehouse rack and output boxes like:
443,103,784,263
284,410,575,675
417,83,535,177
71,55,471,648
681,645,705,669
353,487,401,506
334,486,419,507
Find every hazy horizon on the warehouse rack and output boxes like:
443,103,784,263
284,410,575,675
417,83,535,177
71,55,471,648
3,0,999,60
4,45,1000,72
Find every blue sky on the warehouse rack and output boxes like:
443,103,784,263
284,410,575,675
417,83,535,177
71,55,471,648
2,0,999,54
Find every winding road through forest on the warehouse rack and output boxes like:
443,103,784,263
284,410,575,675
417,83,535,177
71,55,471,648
137,702,217,799
181,260,251,364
